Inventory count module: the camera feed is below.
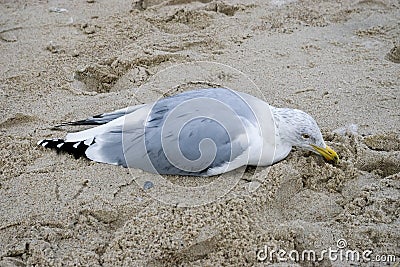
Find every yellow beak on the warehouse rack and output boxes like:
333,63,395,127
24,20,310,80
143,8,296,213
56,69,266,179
311,145,339,164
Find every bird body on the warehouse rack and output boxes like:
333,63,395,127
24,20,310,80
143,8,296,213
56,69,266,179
38,88,338,176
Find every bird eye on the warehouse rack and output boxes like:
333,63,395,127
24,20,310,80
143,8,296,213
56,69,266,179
302,133,310,139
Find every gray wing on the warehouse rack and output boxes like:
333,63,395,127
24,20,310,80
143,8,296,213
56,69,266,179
123,88,259,176
69,88,260,176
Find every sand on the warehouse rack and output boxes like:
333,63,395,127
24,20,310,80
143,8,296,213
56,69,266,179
1,0,399,266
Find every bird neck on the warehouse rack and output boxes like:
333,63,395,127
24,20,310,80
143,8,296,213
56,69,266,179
269,106,298,163
270,106,298,148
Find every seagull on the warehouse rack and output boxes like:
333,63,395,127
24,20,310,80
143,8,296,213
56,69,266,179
38,88,338,176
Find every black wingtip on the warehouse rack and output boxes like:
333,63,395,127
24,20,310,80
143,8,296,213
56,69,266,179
54,114,106,128
37,138,89,159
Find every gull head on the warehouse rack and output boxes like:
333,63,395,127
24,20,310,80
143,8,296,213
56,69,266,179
272,107,339,164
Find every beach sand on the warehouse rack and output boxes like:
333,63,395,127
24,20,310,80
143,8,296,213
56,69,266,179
1,0,399,266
